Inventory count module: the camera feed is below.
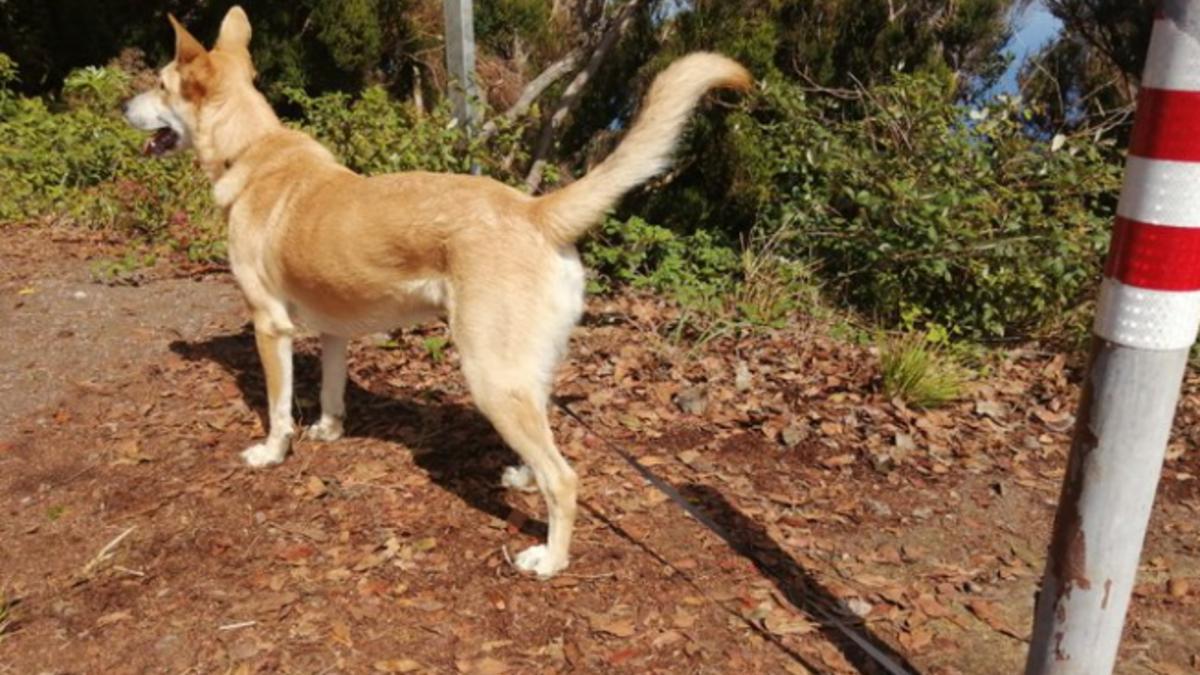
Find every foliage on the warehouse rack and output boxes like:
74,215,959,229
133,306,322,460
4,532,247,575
284,85,530,181
62,65,132,112
0,590,11,640
716,73,1120,339
311,0,384,76
476,0,554,57
584,216,741,310
0,62,221,263
879,332,965,409
583,216,816,328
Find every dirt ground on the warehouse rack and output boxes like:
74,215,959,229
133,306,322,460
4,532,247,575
2,225,1199,675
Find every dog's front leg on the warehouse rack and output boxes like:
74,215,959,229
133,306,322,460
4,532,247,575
306,333,348,442
242,317,295,467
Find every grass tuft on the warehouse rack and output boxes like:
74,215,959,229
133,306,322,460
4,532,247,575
0,590,14,640
879,333,965,409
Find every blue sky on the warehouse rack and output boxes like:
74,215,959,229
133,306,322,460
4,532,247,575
992,1,1064,95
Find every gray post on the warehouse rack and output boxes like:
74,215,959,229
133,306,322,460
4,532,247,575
443,0,479,132
1024,342,1190,674
1024,3,1200,673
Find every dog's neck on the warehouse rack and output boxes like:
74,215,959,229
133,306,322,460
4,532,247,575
194,86,282,181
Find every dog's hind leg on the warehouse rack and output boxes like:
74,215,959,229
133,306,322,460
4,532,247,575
457,331,576,577
306,333,348,442
470,378,577,578
242,313,296,467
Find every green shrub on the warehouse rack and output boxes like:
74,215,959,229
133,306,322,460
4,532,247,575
62,66,132,113
715,73,1121,339
285,86,530,182
582,216,817,327
583,216,740,310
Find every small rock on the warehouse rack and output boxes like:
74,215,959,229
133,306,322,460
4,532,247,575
865,499,893,518
72,290,88,300
869,452,897,474
1169,578,1190,598
228,639,259,661
780,423,809,448
845,597,874,618
975,399,1007,420
674,386,709,416
734,361,753,392
894,433,916,454
912,506,934,520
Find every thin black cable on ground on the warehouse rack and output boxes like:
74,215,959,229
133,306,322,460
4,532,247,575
555,397,917,675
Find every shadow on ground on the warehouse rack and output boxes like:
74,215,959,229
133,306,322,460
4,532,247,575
170,329,545,540
680,483,919,674
173,328,917,674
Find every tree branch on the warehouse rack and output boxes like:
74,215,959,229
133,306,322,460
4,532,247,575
524,0,648,192
477,47,584,142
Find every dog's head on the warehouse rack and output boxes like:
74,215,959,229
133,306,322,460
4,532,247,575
123,7,256,158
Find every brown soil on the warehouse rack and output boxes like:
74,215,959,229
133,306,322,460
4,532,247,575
1,225,1198,675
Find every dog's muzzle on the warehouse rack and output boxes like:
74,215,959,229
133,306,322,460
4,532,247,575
123,92,186,157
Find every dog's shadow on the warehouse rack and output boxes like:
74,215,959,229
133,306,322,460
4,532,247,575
170,327,545,540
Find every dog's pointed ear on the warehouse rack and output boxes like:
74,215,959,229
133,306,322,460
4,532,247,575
215,6,252,53
168,14,206,66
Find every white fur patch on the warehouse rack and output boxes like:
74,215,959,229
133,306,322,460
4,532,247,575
501,465,538,492
242,442,286,467
536,247,586,390
306,416,344,442
514,544,567,578
124,91,191,149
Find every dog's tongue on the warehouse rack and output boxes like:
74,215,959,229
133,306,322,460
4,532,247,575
142,128,180,157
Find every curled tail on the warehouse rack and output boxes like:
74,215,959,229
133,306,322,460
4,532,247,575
532,52,752,245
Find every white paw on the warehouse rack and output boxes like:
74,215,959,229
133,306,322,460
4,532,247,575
241,442,286,467
305,417,344,443
514,544,568,579
501,465,538,492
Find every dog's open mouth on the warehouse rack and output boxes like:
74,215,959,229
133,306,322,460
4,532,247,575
142,128,181,157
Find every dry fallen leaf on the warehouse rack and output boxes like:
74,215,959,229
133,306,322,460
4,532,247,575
763,610,817,636
821,453,856,469
331,620,354,647
588,610,637,638
304,475,327,499
966,600,1025,640
469,657,510,675
373,659,422,673
96,610,132,627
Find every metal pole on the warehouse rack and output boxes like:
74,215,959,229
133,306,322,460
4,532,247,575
1025,3,1200,673
443,0,479,132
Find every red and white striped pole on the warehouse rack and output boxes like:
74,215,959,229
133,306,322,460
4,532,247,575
1025,3,1200,673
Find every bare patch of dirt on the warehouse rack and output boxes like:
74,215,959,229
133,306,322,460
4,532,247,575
1,226,1198,674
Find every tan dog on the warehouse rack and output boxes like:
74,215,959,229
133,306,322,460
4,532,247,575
124,6,750,577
